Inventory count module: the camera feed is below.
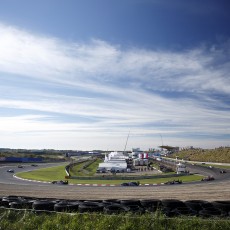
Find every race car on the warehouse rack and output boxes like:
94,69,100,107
201,176,215,181
52,180,69,185
7,169,14,173
121,181,140,186
164,180,182,185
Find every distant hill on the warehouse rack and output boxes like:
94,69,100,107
171,147,230,163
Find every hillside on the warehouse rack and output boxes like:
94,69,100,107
170,147,230,163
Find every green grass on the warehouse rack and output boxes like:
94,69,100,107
69,158,102,176
69,161,85,175
0,208,229,230
16,164,69,182
16,164,203,185
72,174,203,185
87,159,102,174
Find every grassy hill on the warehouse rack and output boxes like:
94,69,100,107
171,147,230,163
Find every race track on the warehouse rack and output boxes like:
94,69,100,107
0,162,229,201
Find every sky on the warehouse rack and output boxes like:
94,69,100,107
0,0,230,150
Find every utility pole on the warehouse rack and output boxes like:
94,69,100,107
160,133,164,146
123,131,130,154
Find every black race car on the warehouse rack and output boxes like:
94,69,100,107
201,176,215,181
121,181,140,186
164,180,182,185
52,180,69,185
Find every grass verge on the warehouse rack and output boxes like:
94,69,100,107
0,208,229,230
16,164,69,182
69,158,102,176
16,165,203,185
71,174,203,185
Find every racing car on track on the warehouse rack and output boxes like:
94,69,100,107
52,180,69,185
121,181,140,186
201,176,215,181
164,179,182,185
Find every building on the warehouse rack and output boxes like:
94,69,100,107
130,148,149,166
176,162,187,174
98,151,128,172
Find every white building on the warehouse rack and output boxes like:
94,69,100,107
105,151,128,162
130,148,149,166
98,151,128,172
176,162,186,174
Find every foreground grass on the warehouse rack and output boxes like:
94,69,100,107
0,208,229,230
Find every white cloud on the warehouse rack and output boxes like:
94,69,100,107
0,23,229,149
1,22,229,94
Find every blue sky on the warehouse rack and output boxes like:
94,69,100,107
0,0,230,150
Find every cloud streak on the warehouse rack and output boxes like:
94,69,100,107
0,23,229,149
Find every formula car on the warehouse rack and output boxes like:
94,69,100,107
164,180,182,185
121,181,140,186
52,180,69,185
201,176,215,181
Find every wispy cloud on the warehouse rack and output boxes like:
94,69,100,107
0,23,229,149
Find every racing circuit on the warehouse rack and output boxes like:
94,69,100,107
0,161,230,202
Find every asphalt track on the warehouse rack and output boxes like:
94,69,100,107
0,162,229,201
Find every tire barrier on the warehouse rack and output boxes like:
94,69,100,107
119,199,140,206
199,207,224,218
160,199,187,217
170,207,197,217
103,204,130,214
0,196,230,218
78,202,104,213
184,200,205,212
54,201,79,212
1,196,35,209
32,200,55,211
140,199,161,212
161,199,186,210
102,199,120,206
126,205,145,214
212,201,230,213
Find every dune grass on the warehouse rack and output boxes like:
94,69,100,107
171,147,230,163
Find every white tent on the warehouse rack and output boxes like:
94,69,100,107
98,151,128,172
98,161,127,171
